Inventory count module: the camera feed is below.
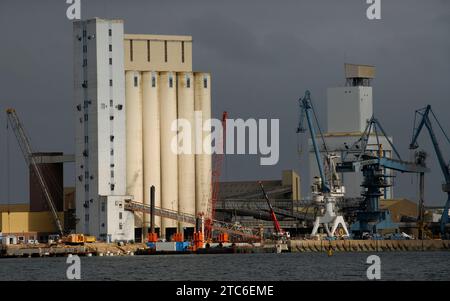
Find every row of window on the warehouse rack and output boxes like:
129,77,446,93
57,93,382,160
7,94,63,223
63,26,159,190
128,40,186,63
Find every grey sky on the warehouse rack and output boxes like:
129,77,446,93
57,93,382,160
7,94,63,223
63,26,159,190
1,0,449,206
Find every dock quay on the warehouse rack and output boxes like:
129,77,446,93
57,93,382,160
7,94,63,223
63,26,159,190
289,240,450,252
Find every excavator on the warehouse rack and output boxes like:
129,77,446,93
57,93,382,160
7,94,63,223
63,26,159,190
258,181,290,241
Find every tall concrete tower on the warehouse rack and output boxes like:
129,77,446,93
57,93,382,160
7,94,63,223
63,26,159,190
73,18,134,242
309,64,394,200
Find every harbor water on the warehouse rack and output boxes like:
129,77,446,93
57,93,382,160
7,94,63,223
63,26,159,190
0,252,449,281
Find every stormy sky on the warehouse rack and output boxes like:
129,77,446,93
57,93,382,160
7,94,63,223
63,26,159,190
0,0,449,206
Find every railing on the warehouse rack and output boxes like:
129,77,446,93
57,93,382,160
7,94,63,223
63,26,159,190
124,201,260,239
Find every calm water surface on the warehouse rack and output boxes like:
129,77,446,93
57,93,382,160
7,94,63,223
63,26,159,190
0,252,449,281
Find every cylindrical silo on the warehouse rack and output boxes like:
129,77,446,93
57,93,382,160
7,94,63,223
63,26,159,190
194,72,212,221
142,71,161,237
177,72,196,233
159,71,178,238
125,71,144,229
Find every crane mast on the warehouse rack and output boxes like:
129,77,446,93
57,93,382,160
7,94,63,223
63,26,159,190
410,105,450,237
297,91,349,238
205,111,228,240
6,108,64,236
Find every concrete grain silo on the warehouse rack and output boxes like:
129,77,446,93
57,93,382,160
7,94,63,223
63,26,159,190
142,71,161,235
159,71,179,238
194,73,212,220
177,72,196,235
125,71,144,228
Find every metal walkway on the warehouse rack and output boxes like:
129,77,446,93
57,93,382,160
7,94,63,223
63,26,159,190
124,200,260,239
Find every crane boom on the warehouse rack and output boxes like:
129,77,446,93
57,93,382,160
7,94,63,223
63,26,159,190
410,105,450,236
6,108,64,236
297,90,330,193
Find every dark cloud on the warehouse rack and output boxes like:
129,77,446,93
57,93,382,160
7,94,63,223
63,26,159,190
0,0,449,206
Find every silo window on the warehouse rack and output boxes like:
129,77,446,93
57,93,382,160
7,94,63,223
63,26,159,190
110,99,113,106
130,40,134,61
119,223,123,230
181,41,185,63
110,184,115,191
83,149,88,157
203,78,208,88
152,76,156,87
83,59,87,67
84,114,88,121
119,212,122,220
169,76,173,88
110,135,114,142
110,115,114,120
85,171,89,179
84,184,89,192
101,202,105,212
78,175,83,182
76,104,81,111
109,79,113,86
85,214,89,222
108,29,112,36
84,136,88,143
109,58,112,65
82,81,87,88
110,163,115,168
164,41,168,62
116,104,123,110
134,76,138,87
147,40,150,62
109,44,112,52
83,45,87,53
110,149,114,156
111,170,114,178
186,77,190,88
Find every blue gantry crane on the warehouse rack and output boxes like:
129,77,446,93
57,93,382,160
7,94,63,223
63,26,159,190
337,116,428,238
409,105,450,237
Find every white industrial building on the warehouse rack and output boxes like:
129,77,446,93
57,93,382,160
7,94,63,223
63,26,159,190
73,18,211,242
308,64,394,200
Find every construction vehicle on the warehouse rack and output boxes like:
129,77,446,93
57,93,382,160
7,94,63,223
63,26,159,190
410,105,450,238
297,91,350,238
258,181,290,240
63,234,96,245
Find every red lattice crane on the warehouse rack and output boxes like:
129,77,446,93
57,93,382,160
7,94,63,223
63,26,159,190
205,111,228,240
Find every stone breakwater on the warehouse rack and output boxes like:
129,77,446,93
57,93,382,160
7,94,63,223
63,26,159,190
289,240,450,252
